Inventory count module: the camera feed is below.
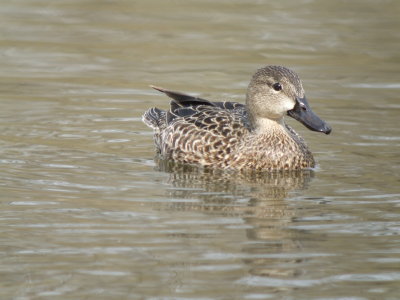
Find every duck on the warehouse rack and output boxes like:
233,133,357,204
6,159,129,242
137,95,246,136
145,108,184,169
142,65,331,171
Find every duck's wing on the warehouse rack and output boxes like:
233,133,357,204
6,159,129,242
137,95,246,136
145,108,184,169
151,85,213,107
148,86,251,163
150,86,246,125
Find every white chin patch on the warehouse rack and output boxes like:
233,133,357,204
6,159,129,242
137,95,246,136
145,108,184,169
283,99,295,112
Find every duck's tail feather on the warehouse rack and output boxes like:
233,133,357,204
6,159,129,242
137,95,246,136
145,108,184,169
142,107,166,130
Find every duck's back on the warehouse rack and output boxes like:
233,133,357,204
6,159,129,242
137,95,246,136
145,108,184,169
142,87,250,167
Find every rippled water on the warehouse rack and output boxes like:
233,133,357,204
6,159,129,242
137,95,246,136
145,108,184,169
1,0,399,299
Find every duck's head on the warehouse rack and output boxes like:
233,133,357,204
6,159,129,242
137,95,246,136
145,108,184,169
246,65,331,134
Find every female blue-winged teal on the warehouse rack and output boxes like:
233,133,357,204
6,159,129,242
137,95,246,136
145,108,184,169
142,65,331,171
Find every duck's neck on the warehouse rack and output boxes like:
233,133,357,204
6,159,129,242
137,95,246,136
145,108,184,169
250,116,308,152
251,117,288,136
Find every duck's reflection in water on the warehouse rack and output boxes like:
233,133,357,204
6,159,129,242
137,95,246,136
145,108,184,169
156,158,314,280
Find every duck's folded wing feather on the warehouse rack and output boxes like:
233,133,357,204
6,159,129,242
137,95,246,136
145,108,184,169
151,85,246,124
151,85,213,108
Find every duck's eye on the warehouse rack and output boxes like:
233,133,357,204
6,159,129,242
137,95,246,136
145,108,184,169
272,82,282,91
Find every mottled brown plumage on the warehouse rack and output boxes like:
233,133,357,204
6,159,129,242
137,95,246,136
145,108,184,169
142,65,331,171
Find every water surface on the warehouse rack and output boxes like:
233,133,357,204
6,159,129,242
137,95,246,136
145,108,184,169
1,0,399,299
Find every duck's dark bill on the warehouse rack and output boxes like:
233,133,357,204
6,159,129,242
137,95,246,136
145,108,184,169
287,96,332,134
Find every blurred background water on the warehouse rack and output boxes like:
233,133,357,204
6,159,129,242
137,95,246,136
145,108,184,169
1,0,399,299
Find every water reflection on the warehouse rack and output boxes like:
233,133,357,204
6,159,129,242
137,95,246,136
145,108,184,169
2,0,399,298
156,158,313,282
157,157,313,203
